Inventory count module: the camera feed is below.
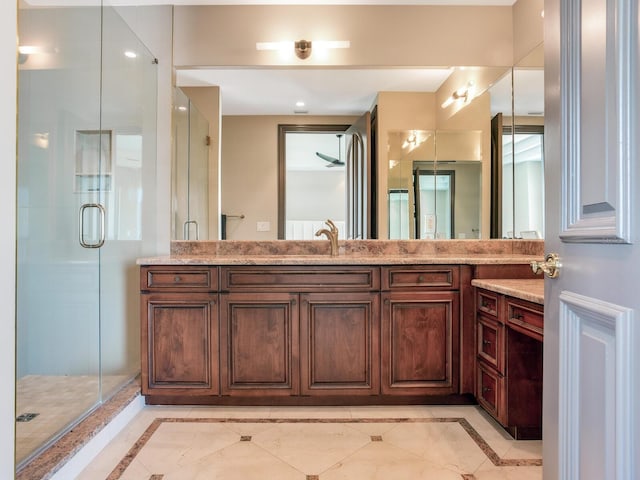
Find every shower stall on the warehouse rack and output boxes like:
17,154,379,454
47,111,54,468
16,2,157,467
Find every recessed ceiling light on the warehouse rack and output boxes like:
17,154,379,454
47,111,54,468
124,51,137,58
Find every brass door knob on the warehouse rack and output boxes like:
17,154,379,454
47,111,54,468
531,253,561,278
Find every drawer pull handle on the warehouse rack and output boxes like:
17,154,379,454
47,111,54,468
174,276,182,282
482,386,492,393
512,313,524,320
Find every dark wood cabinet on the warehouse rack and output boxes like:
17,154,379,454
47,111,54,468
381,291,459,395
219,292,299,396
141,266,219,396
139,263,536,406
381,266,460,396
475,287,543,439
141,293,219,395
300,292,380,395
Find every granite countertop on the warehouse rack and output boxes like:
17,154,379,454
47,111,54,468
137,253,541,266
471,278,544,304
139,239,545,268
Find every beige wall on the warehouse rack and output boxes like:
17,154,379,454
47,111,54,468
221,115,356,240
512,0,544,65
174,5,513,68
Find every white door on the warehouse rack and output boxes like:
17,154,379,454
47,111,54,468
543,0,639,479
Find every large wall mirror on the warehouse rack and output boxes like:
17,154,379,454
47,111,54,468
171,3,544,242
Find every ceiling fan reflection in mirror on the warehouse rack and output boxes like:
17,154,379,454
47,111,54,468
315,134,344,167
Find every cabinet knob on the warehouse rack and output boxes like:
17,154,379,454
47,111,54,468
512,313,524,320
291,299,297,306
482,339,492,346
174,276,181,282
384,299,390,306
482,386,492,393
418,275,425,283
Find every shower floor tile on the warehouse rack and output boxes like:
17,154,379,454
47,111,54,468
16,374,130,464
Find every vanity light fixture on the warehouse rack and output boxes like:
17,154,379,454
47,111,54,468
401,130,430,152
441,81,475,109
18,44,57,64
256,39,350,60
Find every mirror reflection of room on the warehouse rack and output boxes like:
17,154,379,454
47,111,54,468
171,0,544,242
283,128,347,240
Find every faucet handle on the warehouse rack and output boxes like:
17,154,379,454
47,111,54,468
325,219,338,236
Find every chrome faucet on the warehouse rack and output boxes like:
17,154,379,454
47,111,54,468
315,219,339,256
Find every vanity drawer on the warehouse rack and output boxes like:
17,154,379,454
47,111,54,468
477,289,499,317
506,299,543,341
477,362,505,422
477,314,504,373
381,266,459,290
220,266,380,292
141,266,218,292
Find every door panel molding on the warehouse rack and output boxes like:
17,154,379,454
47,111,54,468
558,291,635,479
559,0,635,243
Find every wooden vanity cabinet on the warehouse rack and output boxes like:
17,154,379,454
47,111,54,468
381,266,460,396
140,266,219,396
219,265,380,397
300,292,380,396
219,292,299,396
474,288,543,439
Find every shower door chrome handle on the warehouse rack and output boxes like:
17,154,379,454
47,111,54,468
183,220,199,240
79,203,105,248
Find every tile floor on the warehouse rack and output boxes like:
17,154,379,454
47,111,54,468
77,405,542,480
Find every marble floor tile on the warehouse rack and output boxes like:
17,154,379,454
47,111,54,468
321,442,464,480
77,407,542,480
251,422,371,474
383,422,489,473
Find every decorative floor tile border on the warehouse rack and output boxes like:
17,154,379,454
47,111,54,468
107,417,542,480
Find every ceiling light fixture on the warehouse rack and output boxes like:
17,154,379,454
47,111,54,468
441,81,475,109
256,39,350,60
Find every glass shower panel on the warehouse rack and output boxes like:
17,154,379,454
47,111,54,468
414,170,453,239
99,6,157,399
16,3,103,466
172,88,209,240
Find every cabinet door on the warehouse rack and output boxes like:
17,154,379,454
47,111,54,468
381,291,459,395
300,292,380,396
219,292,299,396
141,293,218,396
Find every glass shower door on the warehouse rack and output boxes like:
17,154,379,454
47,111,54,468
16,3,158,467
99,5,157,399
16,3,103,466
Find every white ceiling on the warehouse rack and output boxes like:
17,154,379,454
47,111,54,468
177,68,454,116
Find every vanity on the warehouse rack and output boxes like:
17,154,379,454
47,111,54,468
139,239,543,411
472,278,544,439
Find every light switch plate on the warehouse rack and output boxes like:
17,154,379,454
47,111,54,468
257,221,270,232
